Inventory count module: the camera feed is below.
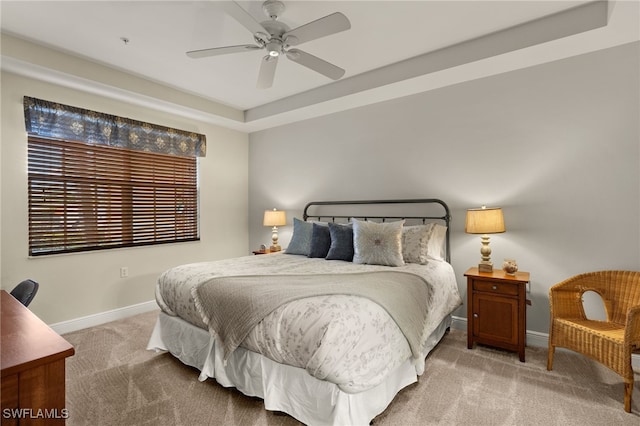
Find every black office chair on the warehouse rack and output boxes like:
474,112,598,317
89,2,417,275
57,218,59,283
10,279,39,307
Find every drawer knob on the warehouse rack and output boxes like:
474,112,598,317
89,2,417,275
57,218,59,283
492,285,497,290
473,313,478,318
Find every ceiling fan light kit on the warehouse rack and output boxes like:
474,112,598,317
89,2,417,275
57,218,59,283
266,41,281,57
186,0,351,89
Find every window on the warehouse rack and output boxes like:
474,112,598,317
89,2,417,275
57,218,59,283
24,97,206,256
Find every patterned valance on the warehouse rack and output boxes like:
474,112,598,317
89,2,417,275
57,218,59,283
23,96,206,157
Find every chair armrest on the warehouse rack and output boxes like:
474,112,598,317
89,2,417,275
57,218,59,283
625,305,640,348
549,283,586,320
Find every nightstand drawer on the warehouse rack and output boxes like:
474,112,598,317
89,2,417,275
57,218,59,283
473,281,518,296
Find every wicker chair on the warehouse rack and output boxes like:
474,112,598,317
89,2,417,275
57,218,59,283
547,270,640,412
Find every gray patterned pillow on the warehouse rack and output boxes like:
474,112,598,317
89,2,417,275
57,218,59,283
352,219,405,267
402,224,434,264
285,217,313,255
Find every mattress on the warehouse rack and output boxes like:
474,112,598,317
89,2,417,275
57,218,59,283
147,310,453,426
155,252,462,393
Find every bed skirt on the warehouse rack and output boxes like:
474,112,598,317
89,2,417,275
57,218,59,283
147,311,451,426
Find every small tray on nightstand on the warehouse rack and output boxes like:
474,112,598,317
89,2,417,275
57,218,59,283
252,249,272,255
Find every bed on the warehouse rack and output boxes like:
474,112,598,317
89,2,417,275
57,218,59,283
147,199,462,425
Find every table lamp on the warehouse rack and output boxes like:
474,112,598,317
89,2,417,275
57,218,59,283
465,206,505,272
263,208,287,252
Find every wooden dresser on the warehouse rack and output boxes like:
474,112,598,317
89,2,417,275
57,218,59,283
1,290,74,425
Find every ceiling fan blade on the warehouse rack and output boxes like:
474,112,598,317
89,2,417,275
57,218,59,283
286,49,345,80
257,55,278,89
186,44,261,59
217,1,267,36
283,12,350,46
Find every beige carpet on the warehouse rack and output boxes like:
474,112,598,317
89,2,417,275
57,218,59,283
62,310,639,425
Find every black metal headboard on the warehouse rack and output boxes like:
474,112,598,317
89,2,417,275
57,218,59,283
302,198,451,263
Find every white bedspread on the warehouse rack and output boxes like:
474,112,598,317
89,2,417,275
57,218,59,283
155,253,461,393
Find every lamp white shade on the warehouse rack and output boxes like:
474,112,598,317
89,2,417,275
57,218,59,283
465,207,505,234
263,209,286,227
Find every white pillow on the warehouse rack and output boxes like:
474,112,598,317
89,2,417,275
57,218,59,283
427,224,448,261
352,219,405,267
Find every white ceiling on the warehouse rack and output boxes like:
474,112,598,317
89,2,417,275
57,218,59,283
1,1,638,131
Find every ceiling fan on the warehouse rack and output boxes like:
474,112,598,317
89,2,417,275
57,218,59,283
187,0,351,89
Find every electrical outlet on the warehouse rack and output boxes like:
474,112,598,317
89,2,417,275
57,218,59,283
120,266,129,278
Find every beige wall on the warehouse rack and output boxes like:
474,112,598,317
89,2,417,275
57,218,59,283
249,42,640,334
1,72,249,324
2,38,637,336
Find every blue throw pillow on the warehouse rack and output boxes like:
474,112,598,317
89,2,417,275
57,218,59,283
326,222,354,261
285,218,313,255
308,223,331,258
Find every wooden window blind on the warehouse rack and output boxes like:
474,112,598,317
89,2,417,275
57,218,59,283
28,136,199,256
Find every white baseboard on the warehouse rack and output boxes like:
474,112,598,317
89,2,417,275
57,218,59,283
50,300,158,335
451,315,640,369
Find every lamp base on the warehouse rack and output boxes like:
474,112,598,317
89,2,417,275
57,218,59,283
478,262,493,273
270,226,282,252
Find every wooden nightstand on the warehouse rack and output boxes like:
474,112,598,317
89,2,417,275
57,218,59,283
465,267,530,362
